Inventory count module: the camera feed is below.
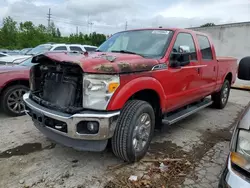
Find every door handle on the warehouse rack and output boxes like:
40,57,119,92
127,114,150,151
213,66,216,72
197,67,200,75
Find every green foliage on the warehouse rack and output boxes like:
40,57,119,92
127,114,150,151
0,17,107,50
200,23,216,27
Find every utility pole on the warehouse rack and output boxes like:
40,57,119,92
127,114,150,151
87,14,89,34
76,26,78,35
125,21,128,30
87,14,94,34
89,22,93,34
47,8,52,29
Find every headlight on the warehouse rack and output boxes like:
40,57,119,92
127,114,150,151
83,74,120,110
231,130,250,172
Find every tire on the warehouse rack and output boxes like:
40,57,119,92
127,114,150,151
212,80,230,109
0,85,29,116
111,100,155,162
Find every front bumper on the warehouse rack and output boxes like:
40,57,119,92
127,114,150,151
23,93,120,151
219,155,250,188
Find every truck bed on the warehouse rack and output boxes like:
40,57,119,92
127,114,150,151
216,56,238,90
217,56,237,62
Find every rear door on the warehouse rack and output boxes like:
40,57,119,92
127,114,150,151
165,32,202,111
196,35,217,96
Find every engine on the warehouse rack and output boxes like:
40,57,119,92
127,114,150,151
30,62,83,114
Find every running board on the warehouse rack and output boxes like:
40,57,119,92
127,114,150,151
162,99,213,125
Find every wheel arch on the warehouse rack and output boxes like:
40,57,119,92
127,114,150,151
107,77,166,112
225,72,233,84
0,79,29,96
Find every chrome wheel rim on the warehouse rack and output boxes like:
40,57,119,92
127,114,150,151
7,89,27,114
132,113,151,153
222,85,229,104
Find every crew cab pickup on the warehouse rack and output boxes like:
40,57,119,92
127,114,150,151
23,28,237,162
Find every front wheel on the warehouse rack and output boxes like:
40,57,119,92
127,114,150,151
0,85,29,116
111,100,155,162
212,80,230,109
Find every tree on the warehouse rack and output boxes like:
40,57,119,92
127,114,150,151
0,16,107,49
0,16,18,49
56,28,61,38
200,23,216,27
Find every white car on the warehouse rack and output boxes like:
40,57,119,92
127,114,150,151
0,53,31,65
26,43,98,56
0,44,98,65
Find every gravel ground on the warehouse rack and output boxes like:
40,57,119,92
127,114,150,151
0,89,249,188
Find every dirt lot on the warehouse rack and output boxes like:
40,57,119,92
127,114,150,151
0,89,250,188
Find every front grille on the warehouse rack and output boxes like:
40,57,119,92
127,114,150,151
30,62,84,114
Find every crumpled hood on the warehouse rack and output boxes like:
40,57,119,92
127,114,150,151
32,52,159,74
0,65,29,74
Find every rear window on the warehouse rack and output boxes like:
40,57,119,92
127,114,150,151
84,47,97,52
197,35,213,60
70,46,83,52
54,46,67,51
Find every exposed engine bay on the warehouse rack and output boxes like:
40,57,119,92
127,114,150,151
30,61,84,114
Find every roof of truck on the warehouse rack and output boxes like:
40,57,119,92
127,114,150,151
119,28,209,36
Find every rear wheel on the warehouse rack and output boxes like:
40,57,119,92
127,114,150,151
111,100,155,162
0,85,29,116
212,80,230,109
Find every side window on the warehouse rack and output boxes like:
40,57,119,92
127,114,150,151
70,46,83,52
197,35,213,60
172,33,197,60
84,47,97,52
0,54,6,57
53,46,67,51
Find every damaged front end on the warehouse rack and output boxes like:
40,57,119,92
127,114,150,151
23,54,120,152
30,60,84,114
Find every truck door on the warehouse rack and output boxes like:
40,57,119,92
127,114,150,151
196,34,217,96
164,32,203,111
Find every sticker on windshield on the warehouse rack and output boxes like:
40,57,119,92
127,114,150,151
152,30,170,35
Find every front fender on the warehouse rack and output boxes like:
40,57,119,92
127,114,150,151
107,76,166,111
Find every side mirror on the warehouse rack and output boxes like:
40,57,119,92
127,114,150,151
170,52,190,68
238,57,250,80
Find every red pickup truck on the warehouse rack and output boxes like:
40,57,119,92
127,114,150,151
23,28,237,162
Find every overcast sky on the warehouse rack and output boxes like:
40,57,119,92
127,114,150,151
1,0,250,35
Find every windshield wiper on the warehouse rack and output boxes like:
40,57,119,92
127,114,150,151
111,50,142,56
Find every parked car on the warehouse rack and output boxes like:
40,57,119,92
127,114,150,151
0,57,32,116
219,56,250,188
26,43,97,56
0,54,32,64
23,28,237,162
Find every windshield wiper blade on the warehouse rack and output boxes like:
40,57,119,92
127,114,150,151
111,50,142,56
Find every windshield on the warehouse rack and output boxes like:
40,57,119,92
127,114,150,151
19,57,33,67
97,29,173,58
20,48,32,55
26,44,52,55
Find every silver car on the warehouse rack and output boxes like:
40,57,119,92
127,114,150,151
219,57,250,188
